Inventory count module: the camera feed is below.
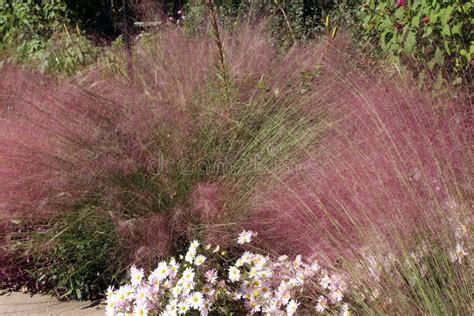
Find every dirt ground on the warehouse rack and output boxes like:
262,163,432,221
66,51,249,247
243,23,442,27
0,291,104,316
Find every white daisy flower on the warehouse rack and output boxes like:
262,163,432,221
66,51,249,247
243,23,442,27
229,266,241,282
329,289,344,303
246,300,261,313
171,285,183,297
450,242,468,264
156,261,170,280
319,272,331,289
177,301,190,314
201,283,215,297
190,240,200,250
130,265,144,287
135,286,149,301
188,291,204,309
166,299,178,312
194,254,206,266
133,300,148,316
237,230,256,244
115,286,128,304
183,280,195,293
315,295,328,313
182,267,195,282
185,248,197,263
339,303,350,316
278,255,288,262
169,258,180,278
204,269,218,285
106,286,114,299
199,299,211,316
286,300,299,316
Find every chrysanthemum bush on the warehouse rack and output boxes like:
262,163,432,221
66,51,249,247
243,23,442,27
105,223,471,315
105,231,353,315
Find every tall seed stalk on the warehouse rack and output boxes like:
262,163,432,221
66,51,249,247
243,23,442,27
205,0,231,102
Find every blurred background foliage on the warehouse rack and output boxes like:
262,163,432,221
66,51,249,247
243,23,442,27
1,0,471,82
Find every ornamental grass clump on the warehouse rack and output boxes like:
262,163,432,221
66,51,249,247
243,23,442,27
247,36,471,257
0,21,331,298
242,36,472,314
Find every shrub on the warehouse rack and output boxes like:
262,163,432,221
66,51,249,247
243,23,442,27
349,0,472,84
239,35,472,314
0,0,100,76
183,0,339,48
105,227,471,315
41,26,101,77
345,226,471,314
104,231,349,315
0,0,69,61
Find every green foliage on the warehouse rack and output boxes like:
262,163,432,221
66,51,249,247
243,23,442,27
182,2,208,35
100,35,128,77
42,26,100,76
0,0,69,60
32,205,122,300
183,1,338,48
262,0,331,48
353,0,472,83
0,0,99,76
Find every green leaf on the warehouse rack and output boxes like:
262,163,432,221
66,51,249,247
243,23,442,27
451,23,461,35
412,13,422,28
441,24,450,36
405,31,416,53
428,47,444,70
440,6,453,26
443,40,451,55
394,8,405,20
422,26,433,38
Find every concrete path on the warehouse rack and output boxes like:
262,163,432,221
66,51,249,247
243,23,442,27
0,292,104,316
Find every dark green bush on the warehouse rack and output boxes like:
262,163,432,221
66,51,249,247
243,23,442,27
0,0,100,76
183,0,338,48
0,0,69,60
351,0,472,83
42,26,100,76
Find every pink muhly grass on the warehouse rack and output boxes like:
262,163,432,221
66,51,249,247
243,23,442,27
131,28,214,107
245,40,472,259
0,24,287,262
172,182,241,248
0,65,190,219
114,212,172,268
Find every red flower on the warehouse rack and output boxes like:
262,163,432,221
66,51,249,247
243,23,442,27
396,0,405,8
394,21,403,31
